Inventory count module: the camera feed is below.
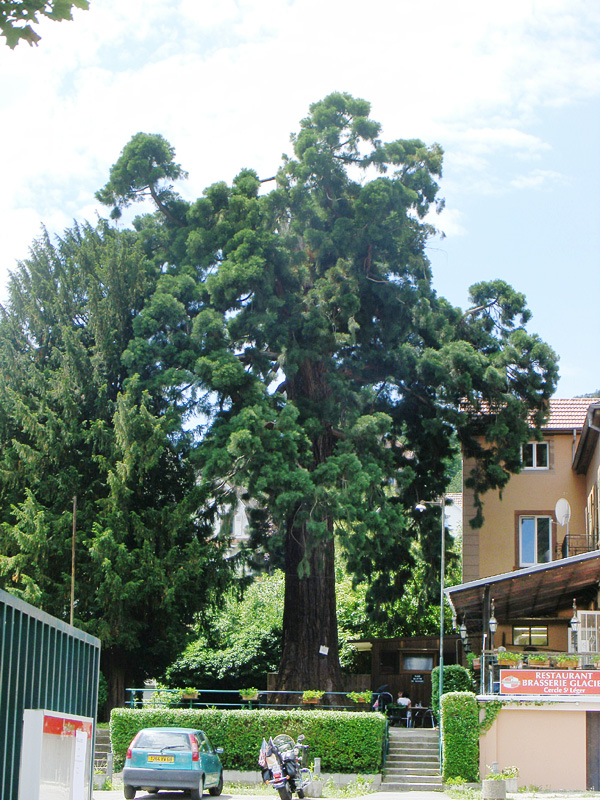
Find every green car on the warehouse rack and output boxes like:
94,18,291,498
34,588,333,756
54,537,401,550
123,726,224,799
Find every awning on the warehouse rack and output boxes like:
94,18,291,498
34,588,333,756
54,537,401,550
446,550,600,631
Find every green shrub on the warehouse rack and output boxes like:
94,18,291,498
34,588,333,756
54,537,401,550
431,665,474,719
441,691,479,783
110,708,386,773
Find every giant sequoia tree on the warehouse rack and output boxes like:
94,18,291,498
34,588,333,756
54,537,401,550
95,93,558,693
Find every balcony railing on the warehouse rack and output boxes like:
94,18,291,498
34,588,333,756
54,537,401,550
125,687,380,711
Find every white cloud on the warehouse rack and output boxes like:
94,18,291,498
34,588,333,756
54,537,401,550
510,169,566,190
0,0,600,303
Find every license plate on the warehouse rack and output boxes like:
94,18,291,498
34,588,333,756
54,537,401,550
148,755,175,763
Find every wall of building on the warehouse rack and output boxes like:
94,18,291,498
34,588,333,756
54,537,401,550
463,432,588,582
480,704,587,790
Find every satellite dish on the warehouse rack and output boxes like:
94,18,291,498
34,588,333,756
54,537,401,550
555,498,572,527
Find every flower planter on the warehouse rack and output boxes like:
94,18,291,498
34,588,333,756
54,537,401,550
303,698,320,705
527,660,549,668
182,693,198,700
240,694,259,702
482,779,506,800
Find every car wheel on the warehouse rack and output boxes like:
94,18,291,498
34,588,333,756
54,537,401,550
190,776,204,800
123,786,136,800
209,772,224,796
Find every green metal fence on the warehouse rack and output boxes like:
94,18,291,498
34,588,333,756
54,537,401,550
0,589,101,800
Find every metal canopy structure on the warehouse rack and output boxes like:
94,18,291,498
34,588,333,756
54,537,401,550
446,550,600,631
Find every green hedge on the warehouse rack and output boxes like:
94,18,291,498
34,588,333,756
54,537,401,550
110,708,386,773
431,664,474,718
441,691,479,783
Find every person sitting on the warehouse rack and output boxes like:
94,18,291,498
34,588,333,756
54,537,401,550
395,691,412,727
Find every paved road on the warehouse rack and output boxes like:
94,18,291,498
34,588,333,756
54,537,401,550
93,794,451,800
92,793,600,800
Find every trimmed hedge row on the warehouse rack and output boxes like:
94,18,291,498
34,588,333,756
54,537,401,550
110,708,386,773
440,691,479,783
431,664,474,718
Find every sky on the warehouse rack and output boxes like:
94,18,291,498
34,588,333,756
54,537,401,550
1,0,599,397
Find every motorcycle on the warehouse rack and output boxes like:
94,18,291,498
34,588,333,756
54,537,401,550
258,733,312,800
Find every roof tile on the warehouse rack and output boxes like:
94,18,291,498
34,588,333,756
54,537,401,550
545,398,599,430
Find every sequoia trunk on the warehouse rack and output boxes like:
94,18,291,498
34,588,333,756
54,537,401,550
276,522,344,692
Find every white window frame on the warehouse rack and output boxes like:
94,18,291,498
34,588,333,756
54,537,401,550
521,441,549,470
519,515,552,566
573,611,600,656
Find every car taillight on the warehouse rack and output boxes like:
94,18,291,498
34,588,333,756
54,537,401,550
190,734,200,761
126,732,142,760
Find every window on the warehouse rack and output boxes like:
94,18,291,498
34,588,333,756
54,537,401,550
519,516,552,566
513,626,548,646
402,654,434,672
522,442,549,469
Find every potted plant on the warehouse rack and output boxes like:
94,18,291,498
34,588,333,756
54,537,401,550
496,651,522,667
482,768,506,800
501,766,519,792
527,653,550,668
554,654,579,669
346,691,371,705
149,687,183,706
240,687,260,701
589,654,600,669
302,690,324,704
181,687,199,700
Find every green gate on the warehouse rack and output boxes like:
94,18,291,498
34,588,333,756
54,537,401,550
0,588,101,800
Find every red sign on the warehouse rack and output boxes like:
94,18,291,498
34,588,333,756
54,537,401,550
43,714,92,737
500,669,600,696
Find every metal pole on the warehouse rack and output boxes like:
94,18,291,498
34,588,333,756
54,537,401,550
70,495,76,626
439,496,445,765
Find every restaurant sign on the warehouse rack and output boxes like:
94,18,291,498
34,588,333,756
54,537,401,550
500,669,600,696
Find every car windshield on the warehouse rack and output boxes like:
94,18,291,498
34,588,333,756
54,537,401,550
136,731,192,751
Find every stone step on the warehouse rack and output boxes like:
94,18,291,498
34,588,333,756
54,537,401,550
380,781,443,792
385,768,442,777
388,748,439,758
385,753,440,764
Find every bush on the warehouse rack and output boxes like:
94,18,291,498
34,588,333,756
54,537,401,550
431,664,474,718
110,708,386,773
441,692,479,783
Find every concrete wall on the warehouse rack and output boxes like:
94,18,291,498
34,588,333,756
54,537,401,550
480,704,586,791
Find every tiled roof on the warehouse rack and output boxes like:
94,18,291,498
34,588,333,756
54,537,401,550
544,398,600,430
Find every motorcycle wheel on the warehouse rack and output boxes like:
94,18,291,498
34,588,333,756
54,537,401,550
277,783,292,800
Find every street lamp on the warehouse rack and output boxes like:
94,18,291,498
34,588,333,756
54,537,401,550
570,599,580,652
415,496,446,746
489,599,498,648
488,599,498,694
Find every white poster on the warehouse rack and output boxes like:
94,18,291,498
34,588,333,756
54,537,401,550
72,729,87,800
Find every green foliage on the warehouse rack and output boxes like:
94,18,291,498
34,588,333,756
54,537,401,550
346,692,371,704
110,708,385,773
0,222,230,707
0,0,88,47
165,572,284,688
431,665,474,717
479,700,503,734
441,692,479,782
302,690,324,701
96,133,188,224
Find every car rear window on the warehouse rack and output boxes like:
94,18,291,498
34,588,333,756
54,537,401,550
136,731,192,750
